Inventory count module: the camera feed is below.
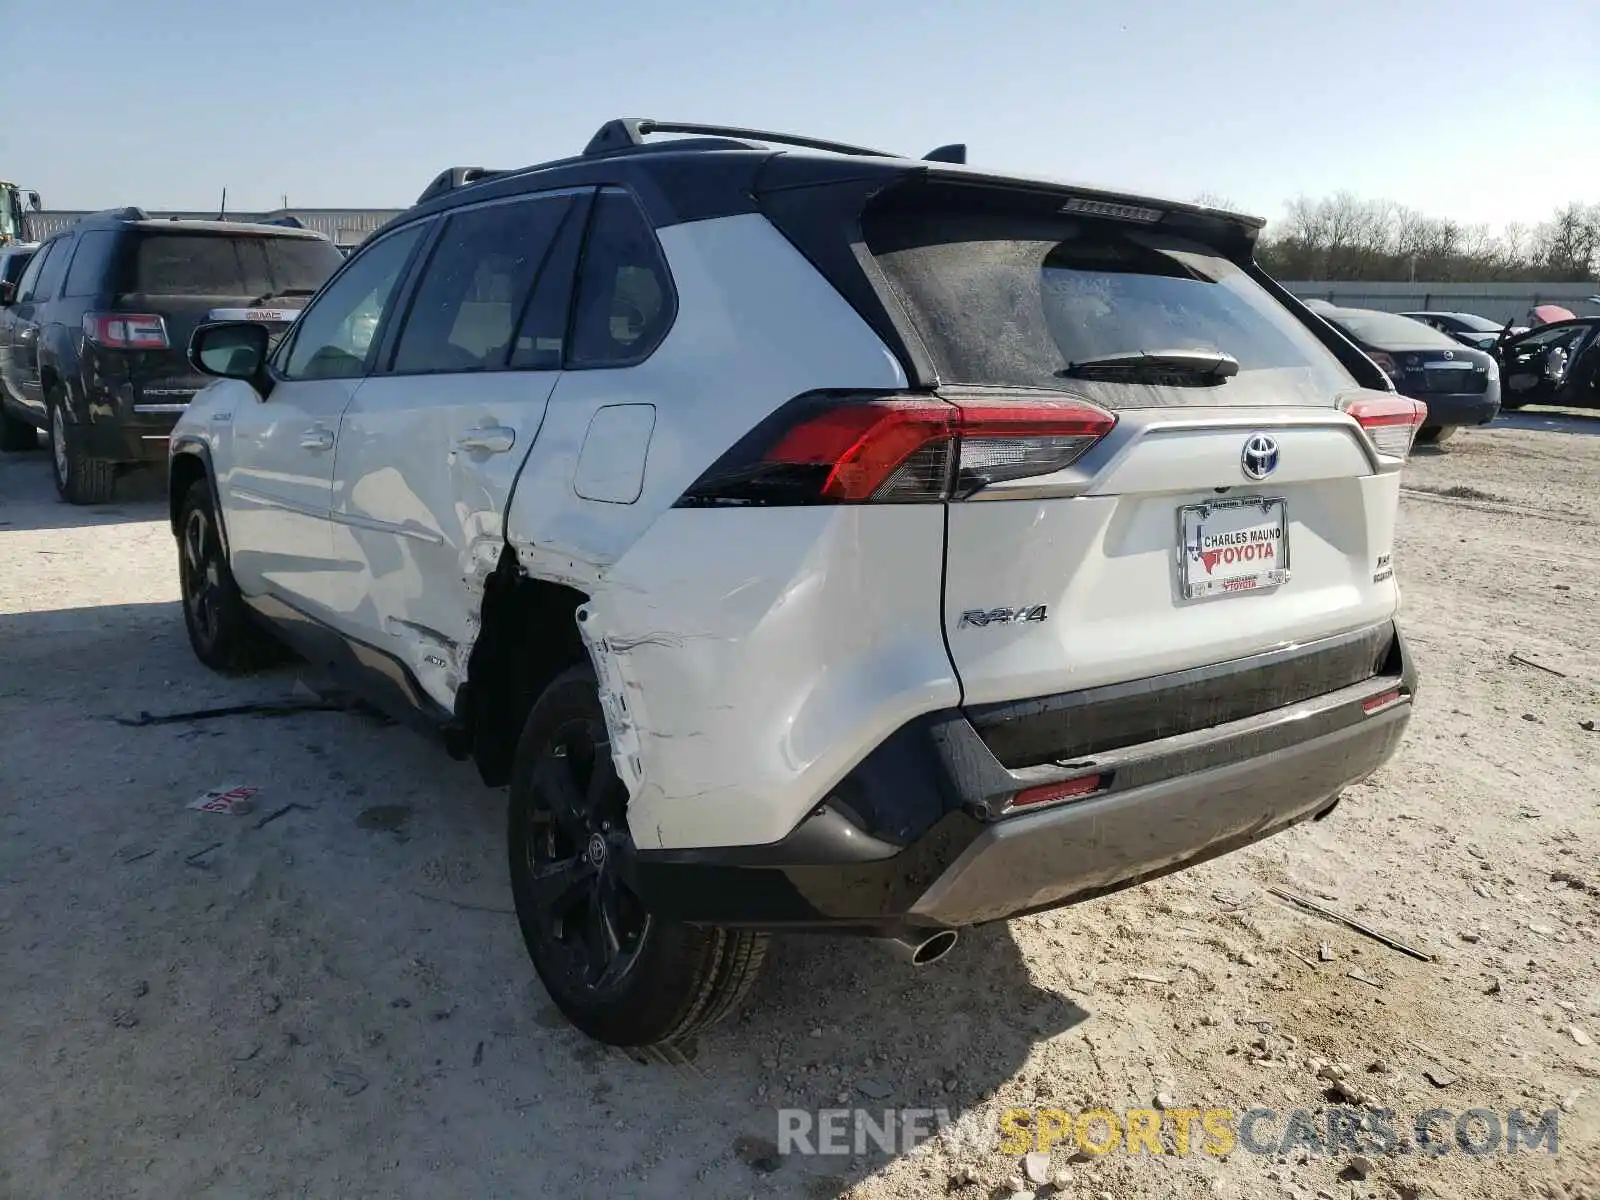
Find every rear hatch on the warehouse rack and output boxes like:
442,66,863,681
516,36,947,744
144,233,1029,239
848,179,1418,728
101,226,344,407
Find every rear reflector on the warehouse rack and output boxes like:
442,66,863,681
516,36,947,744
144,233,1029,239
1012,773,1105,808
83,312,169,350
1344,394,1428,460
1361,688,1403,713
676,391,1116,506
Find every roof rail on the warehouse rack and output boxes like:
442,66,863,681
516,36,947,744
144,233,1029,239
415,166,506,206
582,118,905,160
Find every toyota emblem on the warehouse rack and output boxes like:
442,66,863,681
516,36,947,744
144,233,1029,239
1241,433,1280,481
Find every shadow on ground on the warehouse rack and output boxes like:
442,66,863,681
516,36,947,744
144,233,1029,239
0,447,168,531
0,596,1089,1198
1494,407,1600,436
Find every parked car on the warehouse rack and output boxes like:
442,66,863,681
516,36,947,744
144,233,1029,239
0,207,345,501
1313,304,1500,443
169,117,1421,1047
0,242,38,449
1399,310,1510,352
1495,317,1600,411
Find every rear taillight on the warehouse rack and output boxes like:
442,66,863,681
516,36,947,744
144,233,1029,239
82,312,169,350
676,391,1116,506
1345,394,1428,460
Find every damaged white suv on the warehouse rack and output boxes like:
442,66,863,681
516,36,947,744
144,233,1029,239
169,119,1422,1047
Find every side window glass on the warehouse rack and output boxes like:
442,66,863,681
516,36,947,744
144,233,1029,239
62,230,118,298
567,190,675,368
282,224,424,381
390,195,574,375
31,237,73,301
509,197,588,371
14,242,53,302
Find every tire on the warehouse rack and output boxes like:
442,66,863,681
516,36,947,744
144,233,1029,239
508,664,768,1047
176,477,272,674
1416,425,1457,445
47,390,117,504
0,403,37,452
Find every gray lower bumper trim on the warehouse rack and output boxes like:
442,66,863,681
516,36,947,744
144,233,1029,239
909,702,1410,927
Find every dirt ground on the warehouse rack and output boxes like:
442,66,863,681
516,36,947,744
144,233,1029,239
1,411,1597,1200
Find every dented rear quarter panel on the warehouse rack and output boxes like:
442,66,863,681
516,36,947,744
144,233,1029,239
505,212,965,851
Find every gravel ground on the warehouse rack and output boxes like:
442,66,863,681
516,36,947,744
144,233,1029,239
1,413,1597,1200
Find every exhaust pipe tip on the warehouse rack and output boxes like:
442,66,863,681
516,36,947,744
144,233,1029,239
911,929,959,965
876,929,960,967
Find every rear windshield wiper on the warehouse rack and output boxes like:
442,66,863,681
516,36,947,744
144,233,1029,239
1057,349,1240,384
245,288,319,305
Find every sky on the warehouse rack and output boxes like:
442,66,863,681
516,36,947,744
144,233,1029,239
5,0,1596,232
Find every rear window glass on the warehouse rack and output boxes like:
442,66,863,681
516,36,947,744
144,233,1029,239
865,206,1353,403
1325,310,1462,350
129,233,345,298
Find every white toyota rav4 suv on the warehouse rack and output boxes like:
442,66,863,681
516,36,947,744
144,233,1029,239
169,119,1422,1048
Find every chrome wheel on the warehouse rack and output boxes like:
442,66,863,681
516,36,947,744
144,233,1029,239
520,718,649,997
50,403,68,487
180,506,223,647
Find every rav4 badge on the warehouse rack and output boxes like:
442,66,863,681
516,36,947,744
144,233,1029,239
958,605,1049,629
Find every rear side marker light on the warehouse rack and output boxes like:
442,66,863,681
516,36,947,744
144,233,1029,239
1362,689,1403,713
676,392,1117,506
1012,773,1106,808
83,312,169,350
1344,395,1428,460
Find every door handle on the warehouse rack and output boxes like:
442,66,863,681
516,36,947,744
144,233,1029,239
454,424,515,454
300,426,334,451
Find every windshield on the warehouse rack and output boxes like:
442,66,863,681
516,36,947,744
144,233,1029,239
129,233,345,297
866,209,1354,405
1326,309,1463,350
1447,312,1508,332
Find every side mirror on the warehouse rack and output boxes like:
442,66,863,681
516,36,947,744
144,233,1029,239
189,321,271,383
0,280,14,306
26,191,41,210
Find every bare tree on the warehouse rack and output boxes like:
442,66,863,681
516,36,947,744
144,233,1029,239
1256,195,1599,282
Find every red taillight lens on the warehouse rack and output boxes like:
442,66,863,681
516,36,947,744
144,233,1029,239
83,312,169,350
765,400,955,501
1345,394,1428,460
677,392,1116,507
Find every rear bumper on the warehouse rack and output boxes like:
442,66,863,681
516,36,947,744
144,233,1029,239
631,621,1417,932
78,416,177,463
77,377,195,463
1416,391,1500,428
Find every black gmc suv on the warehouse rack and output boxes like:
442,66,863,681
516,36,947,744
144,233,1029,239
0,208,345,503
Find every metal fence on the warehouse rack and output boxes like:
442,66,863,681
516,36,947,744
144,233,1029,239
1281,281,1600,322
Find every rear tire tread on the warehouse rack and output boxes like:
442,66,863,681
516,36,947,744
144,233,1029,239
48,393,117,505
509,665,769,1048
177,478,277,675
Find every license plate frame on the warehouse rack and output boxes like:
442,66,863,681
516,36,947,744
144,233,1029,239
1177,495,1291,600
